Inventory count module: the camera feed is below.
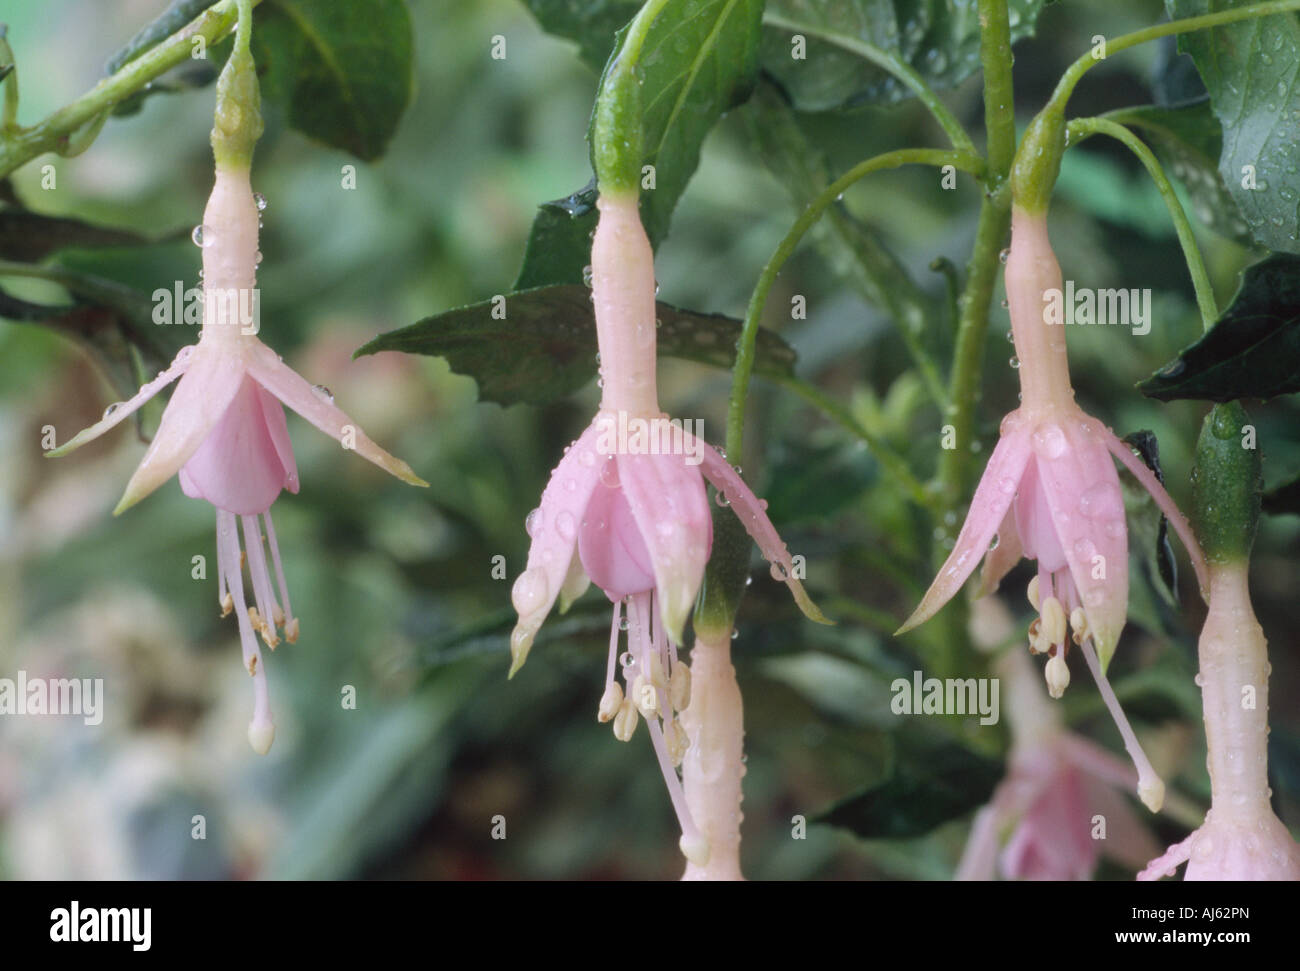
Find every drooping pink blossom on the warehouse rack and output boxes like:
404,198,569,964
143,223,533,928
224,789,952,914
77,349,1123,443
508,191,827,865
899,206,1209,810
47,165,425,755
958,649,1161,880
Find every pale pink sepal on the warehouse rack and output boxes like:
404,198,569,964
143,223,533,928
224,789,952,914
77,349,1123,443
897,425,1032,634
44,344,195,458
618,451,712,645
1031,415,1130,670
508,422,606,676
114,342,249,514
1103,429,1209,600
245,342,426,488
692,436,831,625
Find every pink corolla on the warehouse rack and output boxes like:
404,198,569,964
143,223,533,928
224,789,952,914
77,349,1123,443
958,648,1161,880
899,206,1208,810
508,191,826,865
46,35,424,754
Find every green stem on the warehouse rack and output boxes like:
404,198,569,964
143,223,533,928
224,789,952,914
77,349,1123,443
933,0,1018,519
1069,116,1218,331
727,147,983,488
1046,0,1300,116
0,0,257,178
977,0,1017,181
761,12,977,157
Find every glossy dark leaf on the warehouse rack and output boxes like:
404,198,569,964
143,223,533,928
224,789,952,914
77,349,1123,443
1167,0,1300,254
760,0,1047,112
253,0,414,161
1140,254,1300,402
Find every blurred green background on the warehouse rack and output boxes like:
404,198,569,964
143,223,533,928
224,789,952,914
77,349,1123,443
0,0,1297,880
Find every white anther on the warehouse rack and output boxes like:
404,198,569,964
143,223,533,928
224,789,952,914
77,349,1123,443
1027,575,1041,611
613,698,640,741
1045,653,1070,699
597,681,623,723
670,663,691,712
1041,596,1067,647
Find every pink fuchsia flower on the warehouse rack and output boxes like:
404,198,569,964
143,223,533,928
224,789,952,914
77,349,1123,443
898,206,1209,810
958,649,1162,880
508,191,827,865
45,49,425,754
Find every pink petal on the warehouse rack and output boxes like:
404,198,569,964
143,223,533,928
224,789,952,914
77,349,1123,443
618,451,712,643
114,344,247,514
245,342,426,488
508,421,606,676
578,473,658,599
897,423,1032,634
1014,457,1068,572
1103,427,1209,600
693,435,830,625
256,381,299,494
976,504,1024,598
46,344,195,458
1033,415,1129,668
178,375,296,515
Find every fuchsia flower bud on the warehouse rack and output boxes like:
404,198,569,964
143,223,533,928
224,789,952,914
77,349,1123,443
508,190,826,864
899,206,1209,810
45,30,425,755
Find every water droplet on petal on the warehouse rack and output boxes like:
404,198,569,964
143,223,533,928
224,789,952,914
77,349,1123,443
555,511,576,542
511,568,549,615
525,507,544,538
253,192,268,211
102,401,123,420
191,224,213,247
1032,422,1067,458
311,384,334,403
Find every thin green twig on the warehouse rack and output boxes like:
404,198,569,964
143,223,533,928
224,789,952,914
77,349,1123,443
1069,116,1218,332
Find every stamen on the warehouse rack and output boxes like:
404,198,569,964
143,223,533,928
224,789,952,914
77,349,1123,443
664,717,687,766
670,663,691,712
216,510,232,616
241,515,281,648
646,715,708,866
1045,653,1070,698
1078,637,1165,812
1041,596,1067,647
262,512,297,642
248,657,275,756
612,698,639,741
217,510,261,677
597,682,623,722
1026,575,1040,611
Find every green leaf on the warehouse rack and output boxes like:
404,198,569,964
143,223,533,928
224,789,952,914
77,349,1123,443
514,0,764,289
252,0,414,161
760,0,1047,112
354,284,797,407
522,0,641,71
1167,0,1300,254
594,0,764,243
764,438,877,525
1262,470,1300,515
513,182,598,290
1105,101,1252,246
1140,253,1300,402
816,738,1002,839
